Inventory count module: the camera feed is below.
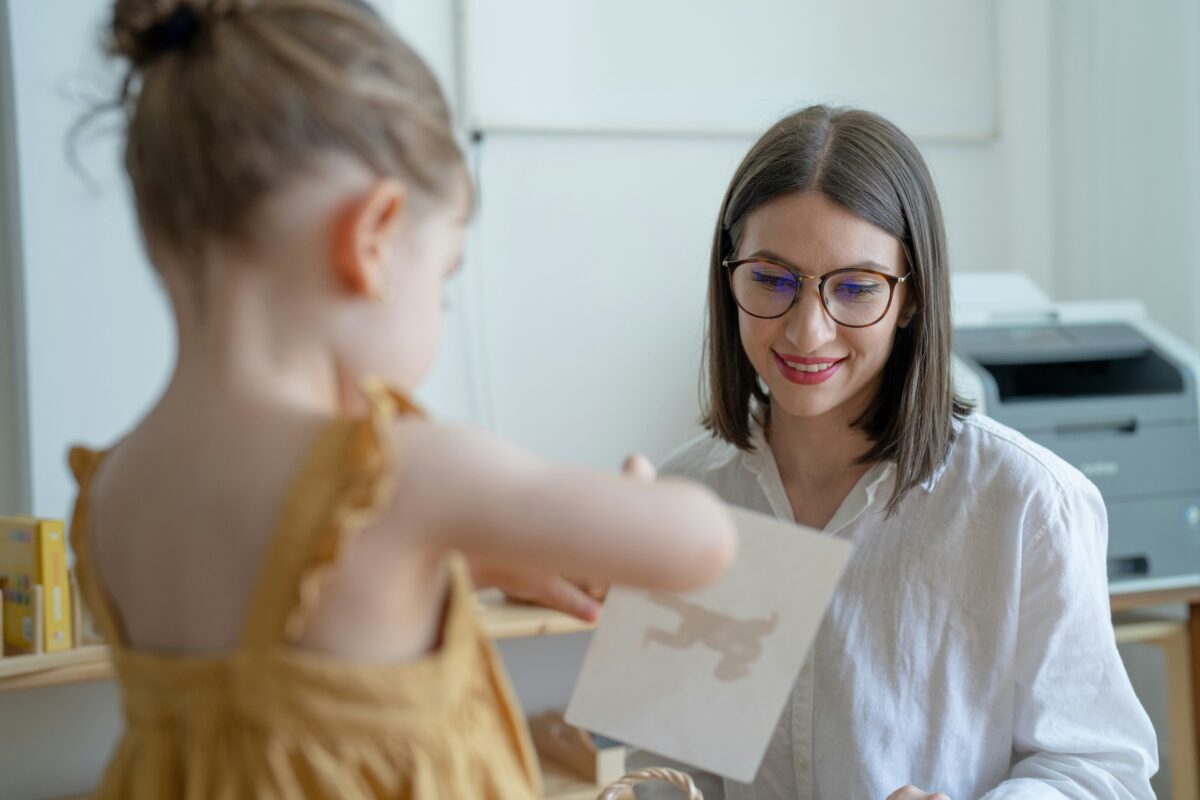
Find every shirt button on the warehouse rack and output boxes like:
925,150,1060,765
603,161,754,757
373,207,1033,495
797,755,809,770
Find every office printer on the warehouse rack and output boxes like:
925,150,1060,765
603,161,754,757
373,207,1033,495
952,273,1200,593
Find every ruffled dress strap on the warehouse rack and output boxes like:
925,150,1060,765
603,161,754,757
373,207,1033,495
67,447,130,649
239,377,426,650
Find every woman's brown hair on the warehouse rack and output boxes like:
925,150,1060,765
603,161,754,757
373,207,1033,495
701,105,971,514
108,0,464,266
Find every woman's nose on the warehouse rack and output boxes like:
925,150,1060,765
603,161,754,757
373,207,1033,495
783,281,837,351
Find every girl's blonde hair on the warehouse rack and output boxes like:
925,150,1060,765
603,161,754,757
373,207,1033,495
109,0,464,265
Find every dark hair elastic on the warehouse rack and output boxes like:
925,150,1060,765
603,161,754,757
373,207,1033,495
142,5,201,57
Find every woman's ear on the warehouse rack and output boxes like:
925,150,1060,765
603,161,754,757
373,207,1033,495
898,301,918,329
331,179,408,299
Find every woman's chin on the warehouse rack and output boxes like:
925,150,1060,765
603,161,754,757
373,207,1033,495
768,390,842,421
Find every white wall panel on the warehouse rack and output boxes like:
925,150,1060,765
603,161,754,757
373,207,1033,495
0,0,26,515
1053,0,1200,347
8,1,172,520
466,0,998,141
473,133,747,465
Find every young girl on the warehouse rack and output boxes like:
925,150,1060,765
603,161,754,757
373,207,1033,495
69,1,736,797
658,106,1157,799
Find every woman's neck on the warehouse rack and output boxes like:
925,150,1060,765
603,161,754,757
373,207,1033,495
765,397,876,501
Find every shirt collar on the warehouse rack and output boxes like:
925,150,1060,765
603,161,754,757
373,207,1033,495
739,413,961,528
743,420,797,523
743,418,895,533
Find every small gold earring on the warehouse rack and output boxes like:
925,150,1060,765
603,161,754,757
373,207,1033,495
372,285,396,304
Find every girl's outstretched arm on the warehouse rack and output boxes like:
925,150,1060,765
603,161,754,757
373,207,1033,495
391,420,737,593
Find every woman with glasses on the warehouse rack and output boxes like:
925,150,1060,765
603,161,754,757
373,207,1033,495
656,106,1157,799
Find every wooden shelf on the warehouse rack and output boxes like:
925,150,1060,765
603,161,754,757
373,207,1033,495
477,589,597,640
541,752,608,800
1112,613,1187,646
0,646,111,692
1110,584,1200,613
0,593,594,692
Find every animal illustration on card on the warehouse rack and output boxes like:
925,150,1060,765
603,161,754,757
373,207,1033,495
643,592,780,681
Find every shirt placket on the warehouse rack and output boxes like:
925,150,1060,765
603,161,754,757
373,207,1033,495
748,442,891,800
792,648,816,800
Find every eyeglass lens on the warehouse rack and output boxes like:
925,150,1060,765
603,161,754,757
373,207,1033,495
730,261,894,326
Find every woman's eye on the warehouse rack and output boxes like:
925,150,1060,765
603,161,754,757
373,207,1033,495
836,282,881,298
752,272,795,290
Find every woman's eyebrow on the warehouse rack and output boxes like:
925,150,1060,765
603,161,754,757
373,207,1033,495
745,248,794,264
744,249,895,274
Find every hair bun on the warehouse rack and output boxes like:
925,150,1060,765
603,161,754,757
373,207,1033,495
111,0,194,64
110,0,257,66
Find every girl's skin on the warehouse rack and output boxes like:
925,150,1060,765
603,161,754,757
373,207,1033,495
88,155,736,664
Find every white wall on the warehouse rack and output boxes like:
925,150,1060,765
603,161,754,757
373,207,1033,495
467,0,1060,475
0,0,25,516
1053,0,1200,348
6,1,173,524
464,0,999,139
0,0,1196,797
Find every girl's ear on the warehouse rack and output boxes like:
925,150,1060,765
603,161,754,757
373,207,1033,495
331,179,408,299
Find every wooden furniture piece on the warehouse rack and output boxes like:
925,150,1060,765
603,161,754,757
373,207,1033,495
530,710,627,786
1111,586,1200,800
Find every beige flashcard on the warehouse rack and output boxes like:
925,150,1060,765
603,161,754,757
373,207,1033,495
565,506,854,783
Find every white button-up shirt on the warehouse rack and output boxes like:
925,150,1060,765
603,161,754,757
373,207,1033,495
654,412,1157,799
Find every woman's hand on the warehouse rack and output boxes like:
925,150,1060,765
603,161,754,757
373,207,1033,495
886,786,951,800
622,452,657,482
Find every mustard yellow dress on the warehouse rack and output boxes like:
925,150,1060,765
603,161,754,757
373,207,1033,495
67,384,541,799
